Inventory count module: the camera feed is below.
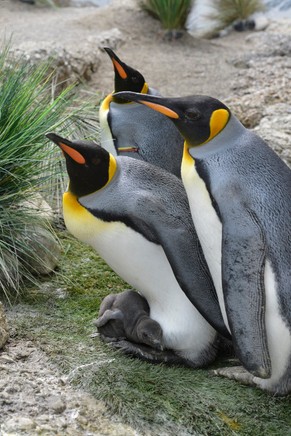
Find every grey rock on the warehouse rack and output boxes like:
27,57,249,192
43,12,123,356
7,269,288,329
226,23,291,166
47,395,66,413
21,193,54,222
254,103,291,167
0,303,9,350
2,416,36,432
10,28,123,87
0,354,14,364
245,32,291,57
22,226,61,275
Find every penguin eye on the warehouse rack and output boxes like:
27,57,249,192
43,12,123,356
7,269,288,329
185,109,201,121
92,157,101,166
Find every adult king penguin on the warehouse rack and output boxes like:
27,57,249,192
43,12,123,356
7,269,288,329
46,132,229,367
99,48,183,177
115,91,291,395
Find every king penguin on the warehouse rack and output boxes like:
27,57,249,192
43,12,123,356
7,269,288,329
46,132,230,367
99,48,183,177
114,91,291,395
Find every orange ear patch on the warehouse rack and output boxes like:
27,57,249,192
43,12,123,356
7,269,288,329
112,59,127,79
140,101,179,119
60,143,86,164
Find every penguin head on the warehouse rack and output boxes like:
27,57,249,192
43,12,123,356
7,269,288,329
104,47,148,102
46,133,116,198
114,91,231,147
137,318,164,351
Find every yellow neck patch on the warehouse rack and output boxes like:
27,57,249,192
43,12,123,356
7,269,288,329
183,141,195,165
63,191,83,214
101,93,113,111
106,154,117,187
141,82,149,94
208,109,229,142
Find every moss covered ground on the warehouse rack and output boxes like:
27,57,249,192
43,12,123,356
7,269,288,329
10,231,291,435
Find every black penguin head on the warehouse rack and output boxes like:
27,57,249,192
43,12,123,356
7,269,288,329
103,47,148,102
114,91,231,147
46,133,116,198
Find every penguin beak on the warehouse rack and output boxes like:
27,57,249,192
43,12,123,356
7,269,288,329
117,146,139,153
46,132,86,165
104,47,128,79
114,91,180,119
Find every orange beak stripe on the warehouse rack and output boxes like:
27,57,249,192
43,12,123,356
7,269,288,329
112,59,127,79
60,143,86,164
140,101,179,119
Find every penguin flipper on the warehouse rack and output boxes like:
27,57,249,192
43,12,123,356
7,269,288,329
156,222,229,338
94,308,124,327
222,208,271,378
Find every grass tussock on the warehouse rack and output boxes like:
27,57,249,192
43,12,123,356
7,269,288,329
0,44,98,301
141,0,194,30
208,0,265,30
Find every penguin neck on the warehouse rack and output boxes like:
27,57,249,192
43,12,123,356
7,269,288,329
188,115,245,159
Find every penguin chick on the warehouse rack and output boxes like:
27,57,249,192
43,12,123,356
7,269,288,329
95,290,228,367
114,91,291,396
46,132,230,369
99,48,183,177
94,290,164,350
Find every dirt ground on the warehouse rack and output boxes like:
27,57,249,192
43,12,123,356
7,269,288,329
1,0,253,99
0,0,290,434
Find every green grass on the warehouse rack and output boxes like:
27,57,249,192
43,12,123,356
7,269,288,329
0,44,99,300
9,232,291,436
141,0,194,30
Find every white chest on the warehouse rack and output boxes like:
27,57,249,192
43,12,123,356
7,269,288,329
181,156,230,331
63,195,216,354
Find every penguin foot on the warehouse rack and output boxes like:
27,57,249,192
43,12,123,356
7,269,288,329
104,338,186,366
211,366,256,387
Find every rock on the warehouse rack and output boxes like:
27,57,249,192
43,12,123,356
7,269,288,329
47,395,67,414
254,103,291,167
226,23,291,139
250,12,270,31
10,28,124,87
0,354,14,364
2,416,36,432
22,226,61,275
21,193,54,221
245,32,291,57
0,303,9,349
